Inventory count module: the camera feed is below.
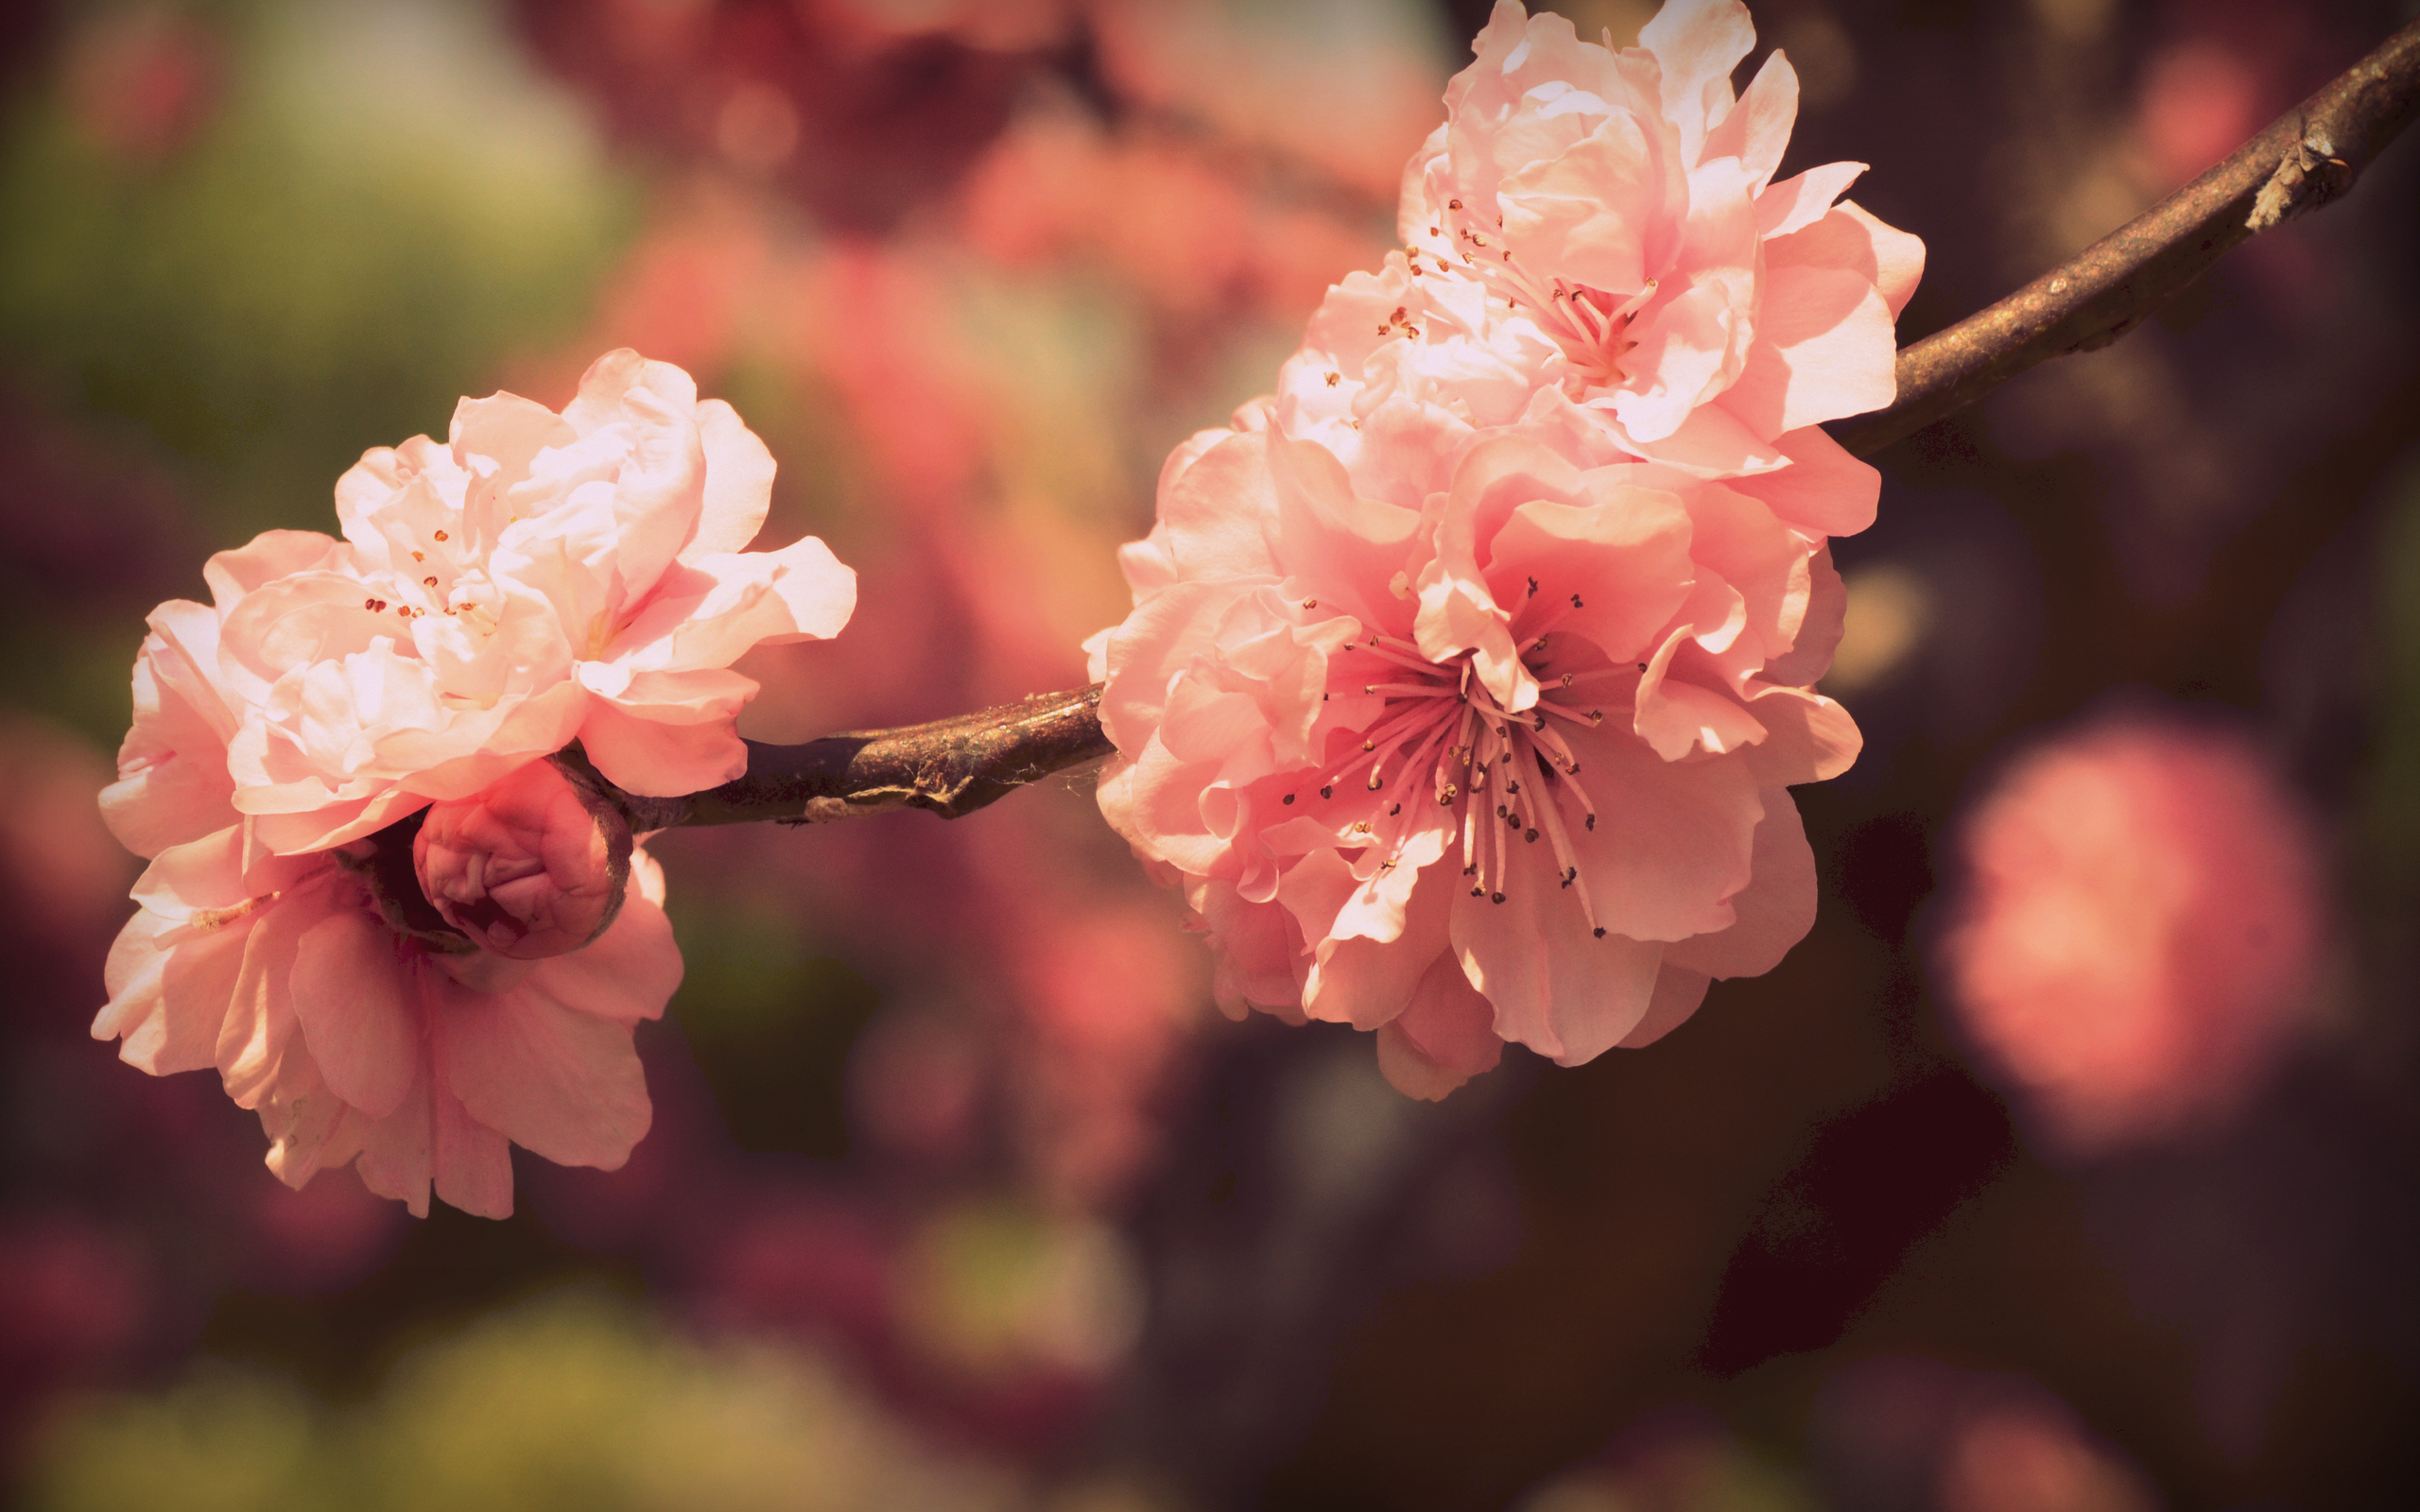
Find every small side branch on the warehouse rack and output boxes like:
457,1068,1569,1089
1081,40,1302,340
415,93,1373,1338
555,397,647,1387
1832,18,2420,458
574,19,2420,832
585,685,1115,831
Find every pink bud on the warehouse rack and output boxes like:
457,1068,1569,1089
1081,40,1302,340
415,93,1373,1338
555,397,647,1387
413,760,632,960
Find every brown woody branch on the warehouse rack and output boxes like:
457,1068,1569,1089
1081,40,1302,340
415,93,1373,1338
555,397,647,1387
1830,16,2420,456
611,17,2420,832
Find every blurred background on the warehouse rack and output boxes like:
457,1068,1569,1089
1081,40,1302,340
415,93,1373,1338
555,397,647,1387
2,0,2416,1506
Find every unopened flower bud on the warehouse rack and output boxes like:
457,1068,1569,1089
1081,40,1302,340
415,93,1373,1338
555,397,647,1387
413,758,632,960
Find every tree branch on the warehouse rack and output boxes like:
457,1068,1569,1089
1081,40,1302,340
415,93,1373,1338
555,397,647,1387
1830,16,2420,457
575,684,1115,831
592,17,2420,833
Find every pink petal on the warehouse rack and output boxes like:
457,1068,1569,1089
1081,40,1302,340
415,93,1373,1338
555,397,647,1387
258,1052,360,1189
510,886,683,1024
290,908,420,1120
1722,266,1897,436
1374,952,1503,1100
1496,112,1663,299
451,391,577,557
1635,629,1770,761
1484,482,1696,667
430,1067,515,1220
1739,682,1862,785
1663,790,1816,979
1702,47,1799,189
95,906,237,1075
349,1067,434,1218
1729,424,1879,538
1768,201,1927,319
1616,965,1714,1048
1297,852,1455,1032
575,692,750,798
1157,431,1283,580
1756,162,1866,240
1759,543,1847,685
216,877,342,1109
431,969,653,1171
683,398,776,558
1191,879,1304,1020
1562,714,1765,942
1451,824,1667,1066
202,530,342,608
1642,0,1757,161
1265,432,1424,627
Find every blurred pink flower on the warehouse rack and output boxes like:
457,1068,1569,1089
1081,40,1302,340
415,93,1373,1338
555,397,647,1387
1089,425,1852,1098
1280,0,1918,509
1940,1401,2158,1512
414,758,632,960
136,350,856,856
1939,714,2325,1154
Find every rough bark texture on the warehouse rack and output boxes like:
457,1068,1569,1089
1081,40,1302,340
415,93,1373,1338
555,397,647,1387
591,685,1115,831
580,18,2420,833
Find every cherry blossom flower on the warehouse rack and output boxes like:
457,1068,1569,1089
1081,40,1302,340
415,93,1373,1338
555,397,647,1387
1089,425,1853,1098
1086,0,1899,1097
1937,714,2325,1155
1277,0,1919,515
91,351,854,1215
95,579,681,1218
209,349,855,854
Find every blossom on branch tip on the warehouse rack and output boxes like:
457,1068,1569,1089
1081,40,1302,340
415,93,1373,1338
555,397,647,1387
95,352,850,1215
1280,0,1919,513
1086,0,1905,1098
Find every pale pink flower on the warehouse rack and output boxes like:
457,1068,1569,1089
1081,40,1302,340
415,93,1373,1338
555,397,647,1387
1089,424,1853,1098
88,349,845,1215
95,601,680,1217
1938,715,2325,1155
414,757,631,960
96,825,677,1219
202,349,855,854
1274,0,1920,514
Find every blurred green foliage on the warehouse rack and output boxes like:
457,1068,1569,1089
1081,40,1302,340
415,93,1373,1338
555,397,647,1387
0,0,632,532
28,1291,1021,1512
663,891,880,1159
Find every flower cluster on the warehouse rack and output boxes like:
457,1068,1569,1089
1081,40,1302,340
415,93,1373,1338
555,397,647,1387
95,352,856,1215
1087,0,1921,1097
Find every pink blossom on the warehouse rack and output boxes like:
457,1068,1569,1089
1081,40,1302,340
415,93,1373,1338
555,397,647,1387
1938,714,2325,1155
88,349,846,1215
96,824,678,1219
183,349,854,855
1089,424,1853,1098
414,758,631,960
95,599,680,1217
1275,0,1919,512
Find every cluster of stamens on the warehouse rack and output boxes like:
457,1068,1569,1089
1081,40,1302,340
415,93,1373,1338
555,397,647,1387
1281,604,1639,938
1407,196,1651,389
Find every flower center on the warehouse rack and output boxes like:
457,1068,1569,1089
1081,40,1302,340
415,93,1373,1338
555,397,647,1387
1288,627,1635,938
1409,198,1651,391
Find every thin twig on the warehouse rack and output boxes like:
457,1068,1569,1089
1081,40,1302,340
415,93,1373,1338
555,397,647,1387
591,17,2420,832
579,685,1115,831
1831,16,2420,457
